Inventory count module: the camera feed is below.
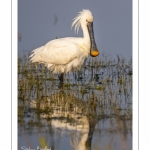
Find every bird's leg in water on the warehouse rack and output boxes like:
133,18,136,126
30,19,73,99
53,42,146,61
58,73,64,83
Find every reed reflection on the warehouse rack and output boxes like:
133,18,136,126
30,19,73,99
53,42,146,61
18,55,132,150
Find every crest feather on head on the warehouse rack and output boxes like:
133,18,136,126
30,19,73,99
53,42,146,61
71,9,93,34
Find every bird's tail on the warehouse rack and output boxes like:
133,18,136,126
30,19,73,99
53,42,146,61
29,46,44,63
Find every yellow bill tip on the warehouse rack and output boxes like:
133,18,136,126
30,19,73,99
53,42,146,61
90,50,99,57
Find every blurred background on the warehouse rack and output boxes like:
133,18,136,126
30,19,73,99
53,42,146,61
18,0,132,59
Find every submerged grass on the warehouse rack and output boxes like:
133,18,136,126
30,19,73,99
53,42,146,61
18,53,132,150
18,53,132,124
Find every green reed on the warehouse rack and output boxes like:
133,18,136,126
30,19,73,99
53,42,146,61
18,53,132,129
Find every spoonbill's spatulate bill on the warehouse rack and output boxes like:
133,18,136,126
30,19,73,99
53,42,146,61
29,9,99,82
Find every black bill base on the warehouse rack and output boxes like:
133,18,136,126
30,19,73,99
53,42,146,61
87,22,99,57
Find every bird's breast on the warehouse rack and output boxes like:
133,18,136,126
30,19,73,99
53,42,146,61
79,43,90,55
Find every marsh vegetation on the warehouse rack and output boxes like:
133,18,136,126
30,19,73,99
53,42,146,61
18,53,132,150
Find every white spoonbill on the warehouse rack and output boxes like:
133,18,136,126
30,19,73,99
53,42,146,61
29,9,99,82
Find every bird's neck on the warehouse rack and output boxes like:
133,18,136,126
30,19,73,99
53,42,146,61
81,24,91,50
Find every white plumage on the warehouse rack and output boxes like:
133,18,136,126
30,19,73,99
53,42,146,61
29,9,99,77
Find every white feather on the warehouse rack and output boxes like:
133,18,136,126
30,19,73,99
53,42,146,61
30,9,94,74
71,9,93,34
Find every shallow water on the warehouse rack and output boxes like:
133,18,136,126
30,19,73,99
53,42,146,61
18,116,132,150
18,55,132,150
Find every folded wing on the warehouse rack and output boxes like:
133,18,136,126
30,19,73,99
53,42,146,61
30,38,82,65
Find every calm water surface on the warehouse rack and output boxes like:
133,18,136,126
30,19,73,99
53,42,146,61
18,55,132,150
